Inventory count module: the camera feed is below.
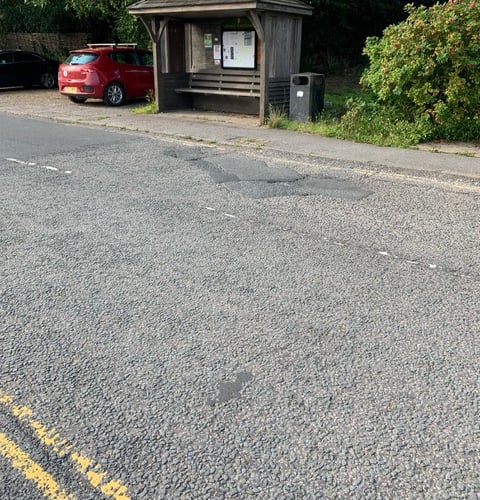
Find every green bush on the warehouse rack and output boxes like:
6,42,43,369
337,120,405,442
337,97,432,147
361,0,480,141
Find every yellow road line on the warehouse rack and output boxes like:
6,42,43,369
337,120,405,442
0,432,75,500
0,389,131,500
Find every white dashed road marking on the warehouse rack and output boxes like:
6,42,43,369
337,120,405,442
204,207,237,219
5,158,71,175
204,206,441,272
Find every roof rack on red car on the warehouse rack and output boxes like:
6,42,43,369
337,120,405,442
87,43,138,48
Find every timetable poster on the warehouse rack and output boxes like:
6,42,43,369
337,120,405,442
222,30,255,69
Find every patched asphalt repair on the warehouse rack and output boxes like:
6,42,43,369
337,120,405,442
196,153,373,200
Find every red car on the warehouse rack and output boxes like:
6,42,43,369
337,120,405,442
58,44,154,106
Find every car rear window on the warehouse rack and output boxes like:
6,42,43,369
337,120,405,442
109,51,138,65
65,53,99,65
0,53,14,64
138,51,153,66
16,52,43,62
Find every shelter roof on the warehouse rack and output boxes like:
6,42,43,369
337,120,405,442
128,0,312,17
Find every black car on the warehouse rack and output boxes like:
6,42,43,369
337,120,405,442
0,50,59,89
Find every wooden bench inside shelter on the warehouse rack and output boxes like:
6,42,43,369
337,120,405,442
176,70,260,98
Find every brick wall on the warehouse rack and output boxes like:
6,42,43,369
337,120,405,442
3,33,90,57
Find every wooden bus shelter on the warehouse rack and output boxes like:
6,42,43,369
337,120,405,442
128,0,312,122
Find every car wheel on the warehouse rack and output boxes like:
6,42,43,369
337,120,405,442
40,72,56,89
68,96,87,104
103,82,125,106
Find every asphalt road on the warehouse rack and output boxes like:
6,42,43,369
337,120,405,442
1,113,479,499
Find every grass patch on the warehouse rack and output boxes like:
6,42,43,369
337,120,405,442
234,137,268,150
266,73,432,148
132,89,156,114
266,75,361,136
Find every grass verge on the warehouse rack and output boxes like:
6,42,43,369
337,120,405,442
266,74,432,148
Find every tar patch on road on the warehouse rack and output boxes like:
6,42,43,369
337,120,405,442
197,153,373,200
208,371,253,406
163,146,207,162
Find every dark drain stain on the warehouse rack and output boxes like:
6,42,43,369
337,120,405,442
163,147,206,161
208,371,253,406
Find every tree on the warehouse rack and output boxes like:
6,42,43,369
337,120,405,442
361,0,480,140
64,0,148,44
302,0,446,72
0,0,70,33
22,0,148,44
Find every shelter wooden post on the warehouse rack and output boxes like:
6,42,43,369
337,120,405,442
247,11,268,123
140,16,169,112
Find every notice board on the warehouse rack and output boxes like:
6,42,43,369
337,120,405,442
222,30,256,69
